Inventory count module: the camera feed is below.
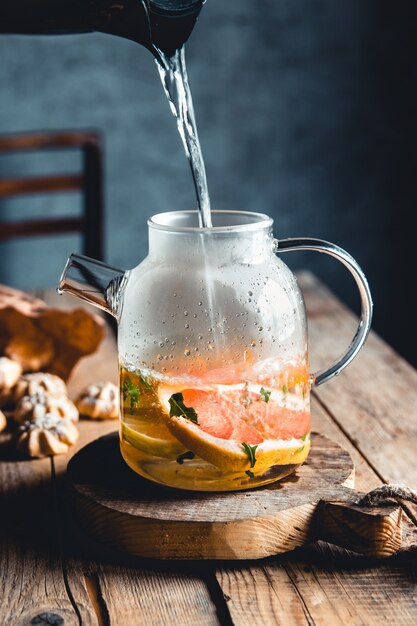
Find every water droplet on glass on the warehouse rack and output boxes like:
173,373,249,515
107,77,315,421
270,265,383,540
198,334,203,340
184,349,191,356
157,354,163,360
251,341,256,347
171,340,176,346
193,313,197,318
184,310,188,316
258,326,263,332
159,342,164,348
184,323,189,329
173,293,177,297
248,291,253,296
198,301,203,306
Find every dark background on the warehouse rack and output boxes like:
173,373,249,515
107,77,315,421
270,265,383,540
0,1,416,365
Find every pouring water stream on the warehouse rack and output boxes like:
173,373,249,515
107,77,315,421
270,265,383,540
156,46,212,229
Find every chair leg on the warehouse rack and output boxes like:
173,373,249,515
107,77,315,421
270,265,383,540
83,135,105,261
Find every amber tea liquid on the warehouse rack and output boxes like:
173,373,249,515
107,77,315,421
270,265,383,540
119,358,311,491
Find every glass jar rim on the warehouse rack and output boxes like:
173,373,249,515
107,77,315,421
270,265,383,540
148,210,273,234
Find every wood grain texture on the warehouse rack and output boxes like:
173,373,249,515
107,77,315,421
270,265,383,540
0,174,83,197
214,276,417,626
85,564,220,626
0,128,104,259
67,432,403,559
40,299,219,626
57,422,221,626
215,399,417,626
3,281,412,626
299,271,417,524
0,451,79,625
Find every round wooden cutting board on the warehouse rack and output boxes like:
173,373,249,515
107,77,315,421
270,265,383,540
67,432,402,560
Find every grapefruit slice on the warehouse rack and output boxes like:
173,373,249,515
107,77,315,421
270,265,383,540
158,385,310,472
245,388,310,440
121,420,187,459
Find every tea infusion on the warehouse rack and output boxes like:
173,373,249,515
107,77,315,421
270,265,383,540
119,40,311,490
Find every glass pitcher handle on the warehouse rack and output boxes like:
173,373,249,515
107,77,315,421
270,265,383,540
274,237,373,386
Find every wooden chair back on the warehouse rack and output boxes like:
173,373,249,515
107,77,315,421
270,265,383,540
0,130,104,260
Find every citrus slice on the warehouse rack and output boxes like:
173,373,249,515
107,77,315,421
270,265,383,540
121,420,187,459
158,385,310,472
245,388,310,440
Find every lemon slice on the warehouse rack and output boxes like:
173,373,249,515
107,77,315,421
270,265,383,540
121,421,186,459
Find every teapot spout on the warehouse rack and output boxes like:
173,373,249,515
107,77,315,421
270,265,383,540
58,253,127,318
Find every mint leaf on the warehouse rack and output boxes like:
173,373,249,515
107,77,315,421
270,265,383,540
260,387,271,403
245,470,255,478
176,451,195,464
242,442,258,468
123,377,140,415
140,374,153,390
282,384,288,395
300,433,309,441
169,392,199,425
296,445,305,454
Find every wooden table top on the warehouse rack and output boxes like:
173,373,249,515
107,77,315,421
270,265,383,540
1,272,416,626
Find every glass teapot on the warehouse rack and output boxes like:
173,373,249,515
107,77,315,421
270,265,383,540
59,210,372,491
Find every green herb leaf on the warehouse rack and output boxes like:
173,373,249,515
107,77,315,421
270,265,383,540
245,470,255,478
140,374,153,390
282,384,288,395
123,377,140,415
242,442,258,468
176,451,195,464
300,433,308,441
259,387,271,403
169,392,199,425
296,445,305,454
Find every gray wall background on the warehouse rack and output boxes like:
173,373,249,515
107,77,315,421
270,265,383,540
1,1,416,365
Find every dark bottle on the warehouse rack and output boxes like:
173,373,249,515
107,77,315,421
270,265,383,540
0,0,205,58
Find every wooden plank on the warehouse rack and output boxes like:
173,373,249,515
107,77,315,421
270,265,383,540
272,542,417,626
85,563,220,626
43,290,117,625
0,448,79,625
52,421,221,626
40,283,417,625
39,291,221,626
215,399,417,626
0,289,110,626
298,271,417,522
69,431,403,560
